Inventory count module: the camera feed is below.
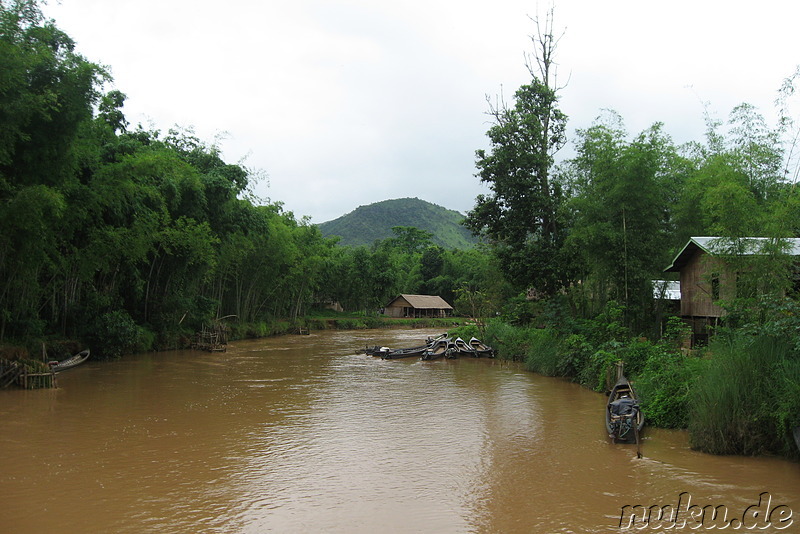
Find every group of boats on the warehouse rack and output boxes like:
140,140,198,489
363,334,495,360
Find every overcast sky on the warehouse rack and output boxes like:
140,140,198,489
44,0,800,223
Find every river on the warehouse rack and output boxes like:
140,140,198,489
1,328,798,533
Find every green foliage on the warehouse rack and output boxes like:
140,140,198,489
556,333,593,378
500,294,540,326
0,3,412,350
634,346,705,429
331,318,369,330
689,334,797,456
564,115,685,330
88,310,151,359
480,319,527,361
775,358,800,457
662,315,691,348
465,77,568,294
578,349,619,392
523,328,561,376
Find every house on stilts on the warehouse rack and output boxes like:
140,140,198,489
664,236,800,346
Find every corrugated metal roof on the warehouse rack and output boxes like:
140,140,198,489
665,237,800,272
653,280,680,300
388,294,453,309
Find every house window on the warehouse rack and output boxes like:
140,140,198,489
711,273,720,300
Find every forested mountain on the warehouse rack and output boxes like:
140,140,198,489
318,198,478,249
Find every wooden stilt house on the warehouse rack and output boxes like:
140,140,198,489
664,236,800,346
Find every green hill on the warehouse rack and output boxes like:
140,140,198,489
317,198,478,249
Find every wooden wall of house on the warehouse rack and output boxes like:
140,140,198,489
385,305,404,318
385,296,411,318
680,250,730,318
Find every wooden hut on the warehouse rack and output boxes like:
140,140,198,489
664,237,800,345
384,294,453,318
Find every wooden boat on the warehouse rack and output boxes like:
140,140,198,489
421,338,450,360
453,337,477,357
444,339,460,359
381,345,428,359
606,375,644,443
468,337,494,357
364,346,392,356
50,349,91,372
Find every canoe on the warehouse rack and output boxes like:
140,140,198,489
50,349,91,372
364,346,392,356
421,338,450,360
468,337,494,357
453,337,477,357
381,345,428,359
444,339,460,359
605,375,644,443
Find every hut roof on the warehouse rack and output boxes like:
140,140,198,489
664,237,800,273
387,294,453,310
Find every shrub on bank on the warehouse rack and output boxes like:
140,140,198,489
689,334,799,456
635,348,706,429
523,328,561,376
86,310,152,359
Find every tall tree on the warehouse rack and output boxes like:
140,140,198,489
464,9,568,294
564,113,684,328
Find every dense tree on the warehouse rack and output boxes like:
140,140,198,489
464,10,568,294
563,113,686,327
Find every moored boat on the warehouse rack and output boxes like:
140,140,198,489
606,375,644,443
453,337,477,357
364,346,392,356
468,337,494,357
422,338,450,360
381,345,428,359
50,349,91,372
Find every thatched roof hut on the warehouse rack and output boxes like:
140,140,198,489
384,294,453,318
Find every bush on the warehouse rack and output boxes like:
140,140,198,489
482,320,530,361
88,310,151,359
523,328,561,376
635,348,705,429
618,338,660,380
578,348,619,392
688,334,793,455
556,333,593,377
774,357,800,458
334,318,368,330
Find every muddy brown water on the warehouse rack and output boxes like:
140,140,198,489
1,328,798,533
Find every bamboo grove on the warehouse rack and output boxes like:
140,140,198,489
0,2,501,357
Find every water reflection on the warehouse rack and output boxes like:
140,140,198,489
0,328,797,533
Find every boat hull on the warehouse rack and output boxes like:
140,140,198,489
605,376,644,443
50,349,91,372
